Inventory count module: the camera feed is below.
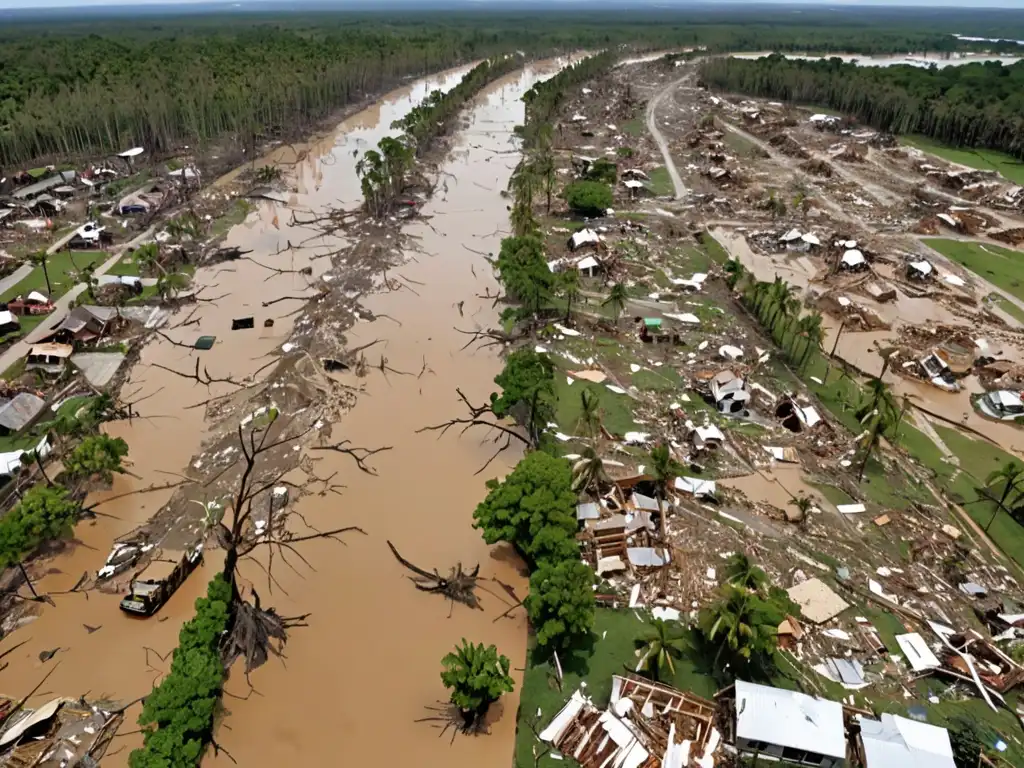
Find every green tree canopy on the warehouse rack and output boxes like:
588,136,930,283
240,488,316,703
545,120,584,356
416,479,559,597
564,181,613,217
473,450,578,567
64,434,129,485
0,484,79,569
490,348,556,446
131,575,231,768
440,639,515,727
525,558,596,651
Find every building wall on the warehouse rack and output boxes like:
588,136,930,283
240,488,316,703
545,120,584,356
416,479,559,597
737,737,844,768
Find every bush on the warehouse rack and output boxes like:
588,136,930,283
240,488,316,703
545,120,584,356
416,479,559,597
525,558,596,650
585,158,617,184
564,180,613,217
130,575,231,768
473,451,578,568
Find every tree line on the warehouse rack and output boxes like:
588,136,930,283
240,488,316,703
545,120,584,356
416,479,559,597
1,11,1017,168
700,54,1024,159
357,54,523,217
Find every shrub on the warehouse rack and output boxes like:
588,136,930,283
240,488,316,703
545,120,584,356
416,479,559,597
564,180,613,217
525,558,596,650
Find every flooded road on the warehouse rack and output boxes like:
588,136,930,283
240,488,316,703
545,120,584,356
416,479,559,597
0,59,559,765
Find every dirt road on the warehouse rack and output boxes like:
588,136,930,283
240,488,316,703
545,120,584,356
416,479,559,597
646,74,689,199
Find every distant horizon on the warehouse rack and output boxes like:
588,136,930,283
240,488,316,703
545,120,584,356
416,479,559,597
3,0,1024,9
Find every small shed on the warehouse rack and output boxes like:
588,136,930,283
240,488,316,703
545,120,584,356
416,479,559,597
840,249,867,271
42,305,117,345
0,393,46,436
575,255,601,278
0,310,20,337
691,424,725,450
568,228,601,252
907,260,934,280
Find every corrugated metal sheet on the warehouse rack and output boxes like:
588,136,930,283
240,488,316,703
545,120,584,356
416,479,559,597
859,713,955,768
735,680,846,760
895,633,940,672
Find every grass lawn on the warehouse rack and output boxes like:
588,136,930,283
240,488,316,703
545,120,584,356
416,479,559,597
647,166,673,196
902,135,1024,186
989,294,1024,325
0,251,107,303
923,238,1024,303
621,118,644,137
553,376,637,437
211,199,253,238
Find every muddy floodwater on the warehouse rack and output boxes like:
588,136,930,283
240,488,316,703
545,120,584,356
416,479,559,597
0,58,566,766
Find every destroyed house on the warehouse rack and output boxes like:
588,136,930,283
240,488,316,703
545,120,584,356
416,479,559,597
41,305,117,345
710,370,749,414
10,170,77,200
0,310,19,337
26,343,73,374
0,392,46,436
733,680,847,767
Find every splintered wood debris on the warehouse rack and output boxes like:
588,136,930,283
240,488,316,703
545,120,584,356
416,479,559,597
539,674,721,768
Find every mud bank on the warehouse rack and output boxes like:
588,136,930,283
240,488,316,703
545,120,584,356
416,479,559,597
0,58,557,765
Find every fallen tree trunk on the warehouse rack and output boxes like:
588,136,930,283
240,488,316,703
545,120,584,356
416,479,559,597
387,540,482,611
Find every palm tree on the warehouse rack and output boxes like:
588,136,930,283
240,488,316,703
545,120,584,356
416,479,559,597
576,389,602,438
133,242,164,276
509,164,538,237
854,377,899,481
602,283,629,325
28,250,53,296
647,443,683,541
788,494,814,524
983,461,1024,531
701,585,777,668
572,445,608,495
35,411,85,452
560,270,582,323
635,618,686,682
795,313,825,371
724,259,747,291
156,272,191,302
721,552,767,591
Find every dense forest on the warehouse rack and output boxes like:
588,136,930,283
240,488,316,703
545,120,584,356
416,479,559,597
699,55,1024,159
0,9,1022,167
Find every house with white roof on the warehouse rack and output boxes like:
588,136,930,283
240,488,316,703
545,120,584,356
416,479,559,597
734,680,847,767
858,713,955,768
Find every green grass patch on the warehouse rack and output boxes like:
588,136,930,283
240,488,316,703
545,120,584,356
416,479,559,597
923,238,1024,303
621,118,644,137
811,482,854,507
55,395,96,420
697,232,730,265
933,425,1024,569
647,166,673,196
989,294,1024,325
515,608,716,768
631,367,682,392
553,376,637,437
902,135,1024,185
0,251,107,303
723,130,761,158
210,199,253,238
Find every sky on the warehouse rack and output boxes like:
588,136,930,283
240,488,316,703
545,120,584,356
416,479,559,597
2,0,1024,8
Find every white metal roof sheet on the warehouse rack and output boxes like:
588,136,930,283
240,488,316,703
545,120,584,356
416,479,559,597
735,680,846,759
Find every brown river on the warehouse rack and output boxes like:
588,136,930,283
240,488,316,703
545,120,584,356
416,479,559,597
0,58,569,765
